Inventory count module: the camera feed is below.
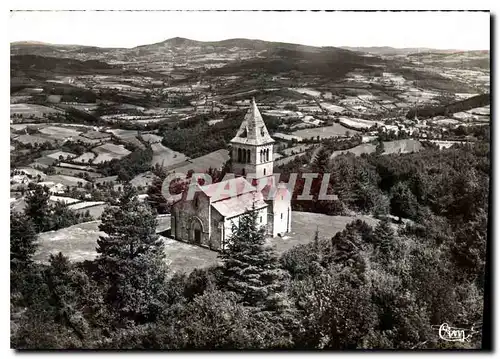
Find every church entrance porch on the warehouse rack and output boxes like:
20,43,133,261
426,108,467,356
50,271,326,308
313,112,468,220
194,228,201,244
190,217,207,248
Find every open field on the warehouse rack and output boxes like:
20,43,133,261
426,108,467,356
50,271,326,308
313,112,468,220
130,171,156,188
288,87,322,98
428,140,467,149
10,103,62,117
291,123,360,140
39,126,82,140
107,129,140,138
17,167,46,179
166,149,230,174
80,131,112,140
54,167,102,178
275,153,308,167
68,201,106,210
11,95,33,104
45,151,77,160
49,195,81,205
34,212,378,273
338,117,383,129
92,143,131,164
320,102,346,113
331,143,376,158
29,157,57,169
73,135,105,145
94,175,118,185
272,133,303,142
281,144,313,156
151,143,189,168
107,129,146,149
34,221,106,263
331,139,423,159
141,133,163,143
383,139,422,154
74,152,96,163
59,162,92,170
15,134,56,145
270,211,378,253
431,117,461,126
46,174,89,187
469,105,490,116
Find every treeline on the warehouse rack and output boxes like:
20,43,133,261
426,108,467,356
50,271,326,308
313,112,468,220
97,146,153,182
280,141,489,224
64,107,106,126
18,185,92,234
11,55,113,73
40,84,98,103
208,46,378,79
406,93,490,119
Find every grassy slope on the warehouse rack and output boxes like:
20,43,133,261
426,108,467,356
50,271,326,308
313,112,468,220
34,212,379,273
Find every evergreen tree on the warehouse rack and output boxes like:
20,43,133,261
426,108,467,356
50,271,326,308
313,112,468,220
390,181,418,222
12,253,105,349
146,175,169,214
281,229,324,280
291,267,378,349
331,156,356,205
24,185,51,232
96,185,168,323
329,220,372,278
50,201,82,231
44,253,92,342
351,168,374,212
311,147,330,173
372,219,396,263
375,140,385,155
10,213,38,271
219,208,288,310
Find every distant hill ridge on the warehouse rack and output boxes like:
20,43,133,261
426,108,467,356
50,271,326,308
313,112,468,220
341,46,488,56
13,37,483,54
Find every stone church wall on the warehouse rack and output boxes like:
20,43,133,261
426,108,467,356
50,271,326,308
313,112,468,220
210,209,224,250
172,192,211,248
269,193,292,237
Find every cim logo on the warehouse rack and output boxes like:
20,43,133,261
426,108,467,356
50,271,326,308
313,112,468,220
432,323,482,343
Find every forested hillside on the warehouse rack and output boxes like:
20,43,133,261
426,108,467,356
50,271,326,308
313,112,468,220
11,140,489,349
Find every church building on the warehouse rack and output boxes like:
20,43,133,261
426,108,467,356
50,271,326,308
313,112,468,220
171,98,292,251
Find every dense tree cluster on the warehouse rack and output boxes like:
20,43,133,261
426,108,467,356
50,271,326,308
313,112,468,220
406,93,490,119
23,185,93,233
98,146,153,181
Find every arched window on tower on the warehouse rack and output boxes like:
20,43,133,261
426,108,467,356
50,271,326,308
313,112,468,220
247,149,251,164
266,149,269,161
238,148,242,162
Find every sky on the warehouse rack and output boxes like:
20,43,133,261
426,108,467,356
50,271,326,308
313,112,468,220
9,10,490,50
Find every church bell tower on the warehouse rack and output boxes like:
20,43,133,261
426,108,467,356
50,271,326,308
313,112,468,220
230,98,275,180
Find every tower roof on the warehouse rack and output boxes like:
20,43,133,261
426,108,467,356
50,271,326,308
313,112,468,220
230,98,275,146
